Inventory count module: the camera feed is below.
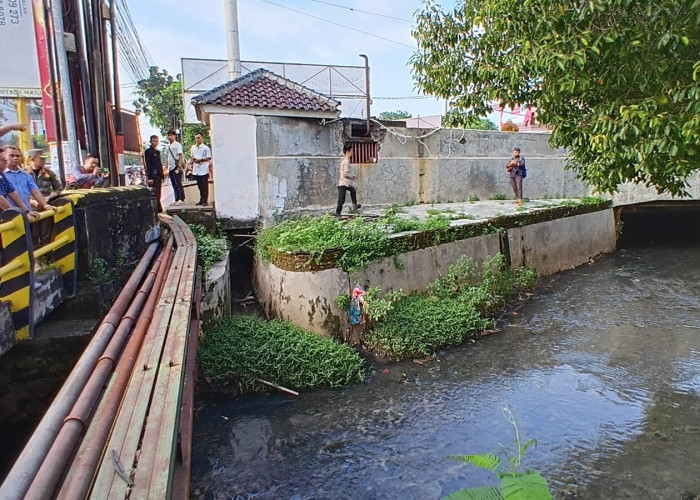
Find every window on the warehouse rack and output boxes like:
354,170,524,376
347,141,378,164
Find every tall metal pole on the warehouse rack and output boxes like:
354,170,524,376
110,0,124,185
359,54,371,135
88,0,111,167
225,0,242,80
42,0,66,182
75,0,97,156
48,0,80,171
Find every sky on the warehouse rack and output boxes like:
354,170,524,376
122,0,457,137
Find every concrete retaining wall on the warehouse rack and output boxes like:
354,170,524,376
254,208,617,338
201,250,232,328
213,115,699,227
253,118,587,226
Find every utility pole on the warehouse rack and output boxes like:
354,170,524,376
48,0,80,172
110,0,125,185
359,54,371,135
225,0,242,80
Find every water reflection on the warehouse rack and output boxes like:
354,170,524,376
191,245,700,499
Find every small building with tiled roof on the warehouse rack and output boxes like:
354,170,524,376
189,69,344,226
191,69,341,125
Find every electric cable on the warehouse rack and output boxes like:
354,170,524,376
256,0,415,48
306,0,413,24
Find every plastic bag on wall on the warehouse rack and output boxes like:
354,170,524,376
349,284,365,325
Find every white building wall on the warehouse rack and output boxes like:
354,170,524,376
210,114,258,221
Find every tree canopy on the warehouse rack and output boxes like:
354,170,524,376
378,110,413,121
133,66,183,136
411,0,700,195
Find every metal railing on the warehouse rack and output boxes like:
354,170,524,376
0,197,78,340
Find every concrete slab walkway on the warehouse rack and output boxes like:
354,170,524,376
336,198,593,224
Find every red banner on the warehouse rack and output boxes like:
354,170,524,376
31,0,56,142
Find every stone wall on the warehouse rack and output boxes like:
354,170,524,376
254,208,616,338
72,186,160,278
201,250,231,328
210,115,700,227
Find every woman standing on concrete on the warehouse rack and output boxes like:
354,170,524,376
507,146,527,205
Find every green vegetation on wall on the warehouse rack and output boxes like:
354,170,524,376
256,199,610,272
361,254,538,360
189,224,229,276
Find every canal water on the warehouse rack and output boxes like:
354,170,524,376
190,241,700,499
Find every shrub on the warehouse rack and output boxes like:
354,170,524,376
363,254,538,360
189,224,229,275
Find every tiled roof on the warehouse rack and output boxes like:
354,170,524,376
191,69,340,113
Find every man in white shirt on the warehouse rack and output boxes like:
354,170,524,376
166,130,185,205
190,133,212,206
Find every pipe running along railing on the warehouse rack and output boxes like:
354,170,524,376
0,214,201,500
0,197,78,340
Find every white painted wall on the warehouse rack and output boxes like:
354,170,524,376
210,114,258,221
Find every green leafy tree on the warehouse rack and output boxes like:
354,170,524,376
466,118,497,131
182,123,211,157
133,66,183,136
378,110,413,121
411,0,700,195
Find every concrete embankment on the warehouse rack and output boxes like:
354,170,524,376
254,200,617,338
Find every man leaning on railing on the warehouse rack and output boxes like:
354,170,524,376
0,146,40,219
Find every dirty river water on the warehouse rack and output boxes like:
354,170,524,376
190,243,700,499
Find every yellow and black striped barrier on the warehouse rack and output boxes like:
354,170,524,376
0,209,35,340
37,198,78,298
0,199,78,341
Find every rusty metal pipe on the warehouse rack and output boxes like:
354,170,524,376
25,245,168,499
0,241,159,500
57,238,175,500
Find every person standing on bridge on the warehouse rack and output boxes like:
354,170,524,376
335,144,361,216
507,146,527,206
190,133,212,206
26,149,62,201
144,135,165,213
0,147,38,216
2,146,50,212
166,130,185,205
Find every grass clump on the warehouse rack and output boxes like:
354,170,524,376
199,314,366,391
362,254,538,360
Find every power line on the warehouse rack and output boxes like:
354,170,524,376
373,95,434,100
256,0,415,49
306,0,413,24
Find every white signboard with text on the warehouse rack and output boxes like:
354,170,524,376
0,0,40,94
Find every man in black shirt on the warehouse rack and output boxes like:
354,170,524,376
144,135,165,213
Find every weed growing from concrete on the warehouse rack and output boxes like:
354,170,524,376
87,258,112,284
189,224,229,276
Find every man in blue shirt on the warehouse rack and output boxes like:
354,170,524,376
2,146,49,211
0,147,37,215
